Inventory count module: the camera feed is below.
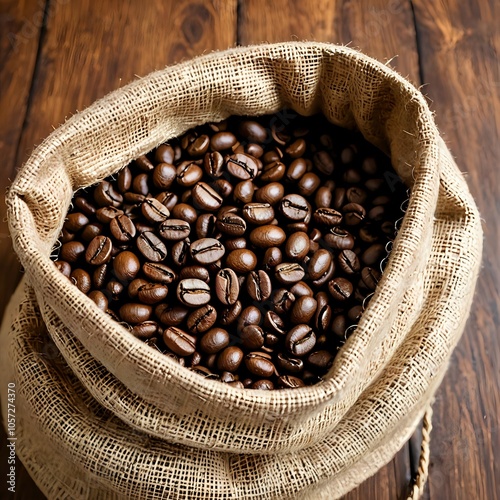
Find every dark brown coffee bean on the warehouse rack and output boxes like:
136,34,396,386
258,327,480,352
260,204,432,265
136,232,167,262
123,192,146,205
343,167,362,184
361,267,381,290
74,196,97,216
233,180,255,204
139,198,170,223
186,134,210,157
70,269,91,294
176,161,203,187
128,278,149,299
338,249,361,274
242,378,254,388
110,214,136,242
219,300,242,326
85,236,112,265
272,288,295,314
313,208,342,227
95,206,123,224
278,375,305,389
239,121,267,142
140,263,175,285
348,305,363,322
313,151,334,175
263,311,286,335
215,268,239,305
285,232,310,261
163,327,196,356
132,173,150,195
135,155,154,172
226,153,259,180
242,203,274,225
362,244,386,266
237,306,261,330
88,290,108,311
286,158,307,181
245,352,275,378
106,280,124,300
55,260,71,278
187,304,217,334
277,353,304,374
298,172,320,197
151,163,176,190
190,238,225,265
225,237,247,251
156,304,189,326
216,213,246,236
64,212,89,233
328,277,353,301
154,144,175,164
285,324,316,357
210,131,237,151
246,270,272,302
280,194,311,221
249,225,286,248
60,241,85,263
346,186,368,205
131,321,159,340
262,246,282,270
226,249,257,273
251,379,274,390
217,346,244,372
179,265,209,283
324,228,355,250
155,191,178,212
260,161,286,182
308,249,333,280
113,251,140,282
290,281,314,297
119,303,153,324
81,222,103,242
204,151,225,179
192,182,223,211
194,213,216,239
285,138,306,158
307,350,334,371
92,263,108,289
200,327,230,354
177,278,211,307
94,180,123,207
275,262,305,284
169,239,189,267
159,219,191,241
137,283,169,304
342,203,366,226
314,296,332,333
314,187,333,208
290,296,318,324
255,182,285,206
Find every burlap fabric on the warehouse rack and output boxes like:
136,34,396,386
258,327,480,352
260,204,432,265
3,42,482,498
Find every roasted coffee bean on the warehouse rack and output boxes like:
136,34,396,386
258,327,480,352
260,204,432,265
192,182,223,211
109,214,136,242
311,259,336,287
262,246,282,270
342,203,366,226
61,241,85,263
132,173,150,195
74,196,97,216
362,243,386,266
315,186,333,208
154,144,175,164
141,198,170,223
176,161,203,187
226,153,259,180
280,194,310,221
177,279,211,307
128,278,149,298
200,327,230,354
246,270,272,302
275,262,305,284
119,303,152,324
157,304,189,326
263,311,286,335
308,249,333,280
290,281,314,297
220,371,235,383
239,120,267,142
255,182,285,205
338,249,361,274
131,321,159,339
278,375,305,389
156,191,178,211
361,267,381,290
195,213,217,239
85,235,112,265
233,180,255,204
272,288,295,314
137,283,168,304
95,206,123,224
290,296,318,324
204,151,225,179
106,280,124,300
276,353,304,374
159,219,191,241
328,277,354,301
163,327,196,356
217,346,244,372
88,290,108,311
64,212,89,233
179,265,210,283
210,131,237,151
152,162,177,190
346,186,368,205
170,239,190,266
240,325,265,350
286,158,307,181
242,203,274,225
216,213,246,236
249,225,286,248
135,155,154,172
113,251,140,281
348,305,363,322
190,238,225,265
136,231,167,262
186,134,210,157
313,208,342,227
81,222,103,242
215,268,239,305
70,269,91,294
298,172,320,197
260,161,286,182
55,260,72,278
285,324,316,357
324,228,355,250
245,352,275,378
187,304,217,334
225,237,247,251
226,249,257,273
239,305,262,328
285,139,306,158
313,151,334,175
219,300,242,326
251,379,274,390
92,263,108,289
307,350,334,371
285,232,310,261
142,262,176,284
94,180,123,207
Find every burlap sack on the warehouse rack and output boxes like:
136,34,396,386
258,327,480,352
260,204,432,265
3,42,482,498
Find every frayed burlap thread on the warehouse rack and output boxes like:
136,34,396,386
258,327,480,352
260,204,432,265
3,42,482,498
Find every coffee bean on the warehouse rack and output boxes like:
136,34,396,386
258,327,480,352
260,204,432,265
176,161,203,187
136,231,167,262
324,228,355,250
239,305,262,328
95,206,123,224
285,232,310,261
338,249,361,274
177,279,211,307
74,196,97,216
107,280,124,300
131,321,159,339
135,155,154,172
278,375,306,389
224,237,247,251
290,296,318,324
92,263,108,289
362,243,385,266
94,180,123,207
64,212,90,233
186,134,210,157
192,182,223,211
226,249,257,273
272,288,295,314
290,281,314,298
285,138,306,158
242,203,274,225
251,379,274,390
70,269,91,294
255,182,285,205
157,304,189,326
280,194,311,222
190,238,225,265
128,278,149,298
61,241,85,263
217,346,244,372
132,173,150,195
81,222,104,242
260,161,286,182
200,327,230,354
156,191,178,211
210,131,237,151
187,304,217,334
137,283,168,304
249,225,286,248
328,277,353,301
219,300,242,326
88,290,108,311
179,265,210,283
308,249,333,280
170,239,190,266
141,198,170,223
361,267,381,290
226,153,259,180
152,163,177,190
275,262,305,284
315,186,333,208
55,260,72,278
276,353,304,374
285,324,316,357
119,303,153,324
307,350,334,371
245,352,276,377
85,235,112,265
215,268,239,305
159,219,191,241
216,213,246,236
239,121,267,143
313,151,334,175
142,262,176,284
246,270,272,302
286,158,307,181
163,327,196,356
113,251,140,281
342,203,366,226
298,172,320,197
346,186,368,205
239,325,265,350
109,214,136,242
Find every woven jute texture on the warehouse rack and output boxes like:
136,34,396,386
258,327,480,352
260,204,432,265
3,42,482,498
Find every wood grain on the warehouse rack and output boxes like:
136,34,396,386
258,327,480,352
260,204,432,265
411,1,499,498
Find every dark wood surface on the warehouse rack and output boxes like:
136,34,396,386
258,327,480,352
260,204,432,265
0,1,498,498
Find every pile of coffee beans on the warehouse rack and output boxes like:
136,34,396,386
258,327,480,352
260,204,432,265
54,111,406,390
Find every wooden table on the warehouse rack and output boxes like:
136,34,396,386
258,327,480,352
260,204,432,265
1,1,498,498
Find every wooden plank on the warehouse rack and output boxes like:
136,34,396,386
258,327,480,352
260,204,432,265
238,2,420,499
0,0,47,320
411,1,500,499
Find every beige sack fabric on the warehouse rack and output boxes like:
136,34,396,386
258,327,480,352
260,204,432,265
3,42,482,498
